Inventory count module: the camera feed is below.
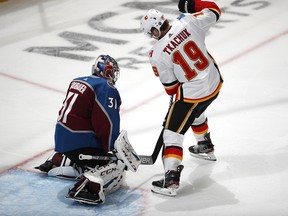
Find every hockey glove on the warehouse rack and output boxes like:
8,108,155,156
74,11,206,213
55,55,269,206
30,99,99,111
178,0,195,13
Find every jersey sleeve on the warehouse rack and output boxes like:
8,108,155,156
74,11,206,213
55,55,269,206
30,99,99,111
194,0,221,19
182,0,221,32
91,82,121,152
149,51,180,95
179,0,221,20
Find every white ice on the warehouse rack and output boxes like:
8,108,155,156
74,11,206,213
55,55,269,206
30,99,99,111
0,0,288,215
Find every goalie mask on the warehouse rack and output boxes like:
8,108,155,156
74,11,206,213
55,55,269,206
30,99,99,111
92,55,120,84
140,9,166,39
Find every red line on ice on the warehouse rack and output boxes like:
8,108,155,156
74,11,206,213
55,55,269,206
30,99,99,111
0,29,287,172
218,29,288,66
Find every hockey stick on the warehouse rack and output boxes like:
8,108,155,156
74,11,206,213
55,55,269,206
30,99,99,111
138,95,174,165
79,96,174,165
138,128,164,165
79,147,164,165
79,129,164,165
79,154,116,161
79,147,163,165
79,149,163,165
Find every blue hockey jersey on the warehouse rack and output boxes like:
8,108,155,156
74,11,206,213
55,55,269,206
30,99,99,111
54,75,121,153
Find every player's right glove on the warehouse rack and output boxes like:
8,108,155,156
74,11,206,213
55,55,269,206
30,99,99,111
178,0,195,13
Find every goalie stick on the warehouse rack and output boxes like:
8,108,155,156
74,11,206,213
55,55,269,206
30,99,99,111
79,96,174,165
79,154,116,161
79,147,163,165
79,144,163,165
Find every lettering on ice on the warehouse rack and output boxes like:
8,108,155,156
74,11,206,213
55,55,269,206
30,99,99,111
163,28,191,55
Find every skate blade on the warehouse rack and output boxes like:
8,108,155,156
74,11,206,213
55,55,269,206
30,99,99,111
151,186,177,197
190,152,217,161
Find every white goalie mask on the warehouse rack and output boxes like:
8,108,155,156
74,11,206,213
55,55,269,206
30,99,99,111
140,9,166,39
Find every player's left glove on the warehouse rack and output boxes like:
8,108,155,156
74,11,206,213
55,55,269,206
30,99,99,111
178,0,195,13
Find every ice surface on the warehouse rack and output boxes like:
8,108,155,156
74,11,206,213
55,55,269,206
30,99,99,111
1,0,288,215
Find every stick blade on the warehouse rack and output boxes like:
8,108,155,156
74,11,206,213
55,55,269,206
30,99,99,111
139,155,154,165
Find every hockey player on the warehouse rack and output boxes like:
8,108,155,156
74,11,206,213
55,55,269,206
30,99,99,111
140,0,223,196
36,55,140,204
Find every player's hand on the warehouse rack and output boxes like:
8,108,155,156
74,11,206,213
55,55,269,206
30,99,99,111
178,0,195,13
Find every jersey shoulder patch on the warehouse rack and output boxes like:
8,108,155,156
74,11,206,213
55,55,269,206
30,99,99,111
177,14,186,20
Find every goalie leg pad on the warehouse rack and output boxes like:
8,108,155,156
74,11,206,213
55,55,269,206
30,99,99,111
66,160,125,204
48,165,82,179
66,177,105,205
49,153,83,179
36,152,83,179
86,160,125,195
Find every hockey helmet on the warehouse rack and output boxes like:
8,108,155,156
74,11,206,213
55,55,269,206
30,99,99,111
92,55,120,84
140,9,166,39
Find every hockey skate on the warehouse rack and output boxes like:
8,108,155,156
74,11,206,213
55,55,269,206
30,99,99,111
66,159,125,205
189,133,216,161
35,160,54,173
151,165,184,197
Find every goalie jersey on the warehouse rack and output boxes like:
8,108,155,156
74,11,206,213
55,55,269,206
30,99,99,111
54,75,121,153
149,5,223,103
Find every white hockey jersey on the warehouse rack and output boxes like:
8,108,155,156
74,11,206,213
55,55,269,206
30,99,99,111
149,8,223,103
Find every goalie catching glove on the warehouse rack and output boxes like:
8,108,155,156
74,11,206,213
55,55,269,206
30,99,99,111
113,130,140,172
